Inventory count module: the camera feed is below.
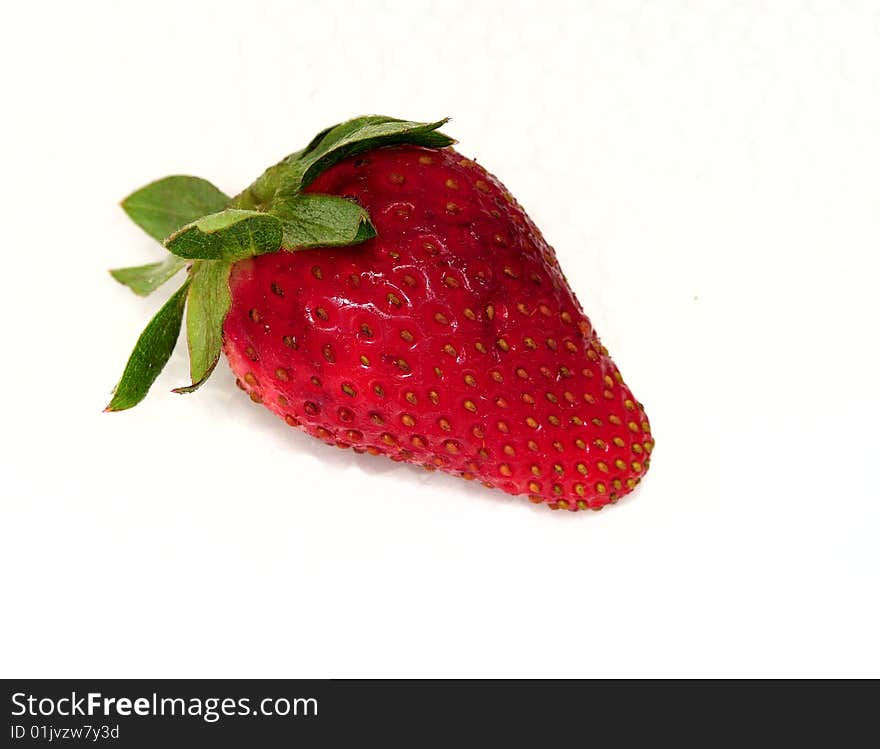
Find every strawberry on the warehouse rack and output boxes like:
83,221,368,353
108,116,653,511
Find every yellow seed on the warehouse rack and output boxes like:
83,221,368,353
596,482,606,494
624,399,635,411
574,483,586,497
553,484,563,496
373,384,385,397
503,445,515,456
411,436,425,448
439,418,451,431
548,415,561,426
522,394,535,405
558,499,571,510
475,180,489,193
516,368,529,380
401,414,416,427
577,463,588,475
546,392,558,403
486,305,495,320
570,416,584,426
389,172,405,184
594,438,607,449
613,479,622,490
495,397,508,408
444,440,460,454
443,275,460,288
387,292,402,307
553,464,564,475
597,462,609,473
627,478,637,489
446,202,460,214
525,417,538,429
464,400,477,413
528,480,541,493
418,155,434,165
628,421,639,432
400,330,414,343
553,441,563,452
472,425,484,438
497,338,509,352
615,459,627,470
632,444,643,454
464,374,477,387
381,433,397,446
464,308,476,320
443,344,457,357
475,342,488,353
631,461,643,473
499,464,512,477
613,437,625,447
341,383,356,397
405,391,417,405
527,440,538,451
531,465,541,476
491,371,504,382
575,439,586,450
396,358,410,372
561,311,572,324
546,338,557,350
316,307,328,321
429,390,440,405
359,355,370,366
497,421,509,433
445,178,458,189
524,337,537,349
608,415,622,425
434,312,449,325
517,302,530,315
603,390,614,399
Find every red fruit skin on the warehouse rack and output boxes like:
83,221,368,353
222,146,652,511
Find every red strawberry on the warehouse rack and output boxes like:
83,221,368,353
108,116,653,511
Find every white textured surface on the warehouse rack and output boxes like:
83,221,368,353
1,0,879,677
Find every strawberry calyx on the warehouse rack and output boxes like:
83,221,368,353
106,115,453,411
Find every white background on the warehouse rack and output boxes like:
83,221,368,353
2,0,878,678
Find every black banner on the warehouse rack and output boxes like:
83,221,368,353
3,679,877,746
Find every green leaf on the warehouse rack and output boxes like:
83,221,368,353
290,116,454,190
109,255,189,296
105,280,191,411
233,116,453,209
165,209,282,260
121,176,230,243
273,194,376,250
174,261,231,394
